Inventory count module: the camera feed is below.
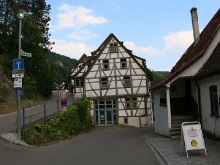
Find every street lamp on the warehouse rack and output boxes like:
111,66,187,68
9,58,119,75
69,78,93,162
12,4,29,139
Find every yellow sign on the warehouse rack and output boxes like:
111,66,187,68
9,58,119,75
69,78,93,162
191,140,198,147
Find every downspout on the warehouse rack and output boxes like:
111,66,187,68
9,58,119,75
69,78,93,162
195,81,203,128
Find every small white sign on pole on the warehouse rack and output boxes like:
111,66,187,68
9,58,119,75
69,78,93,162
181,121,207,158
14,78,22,88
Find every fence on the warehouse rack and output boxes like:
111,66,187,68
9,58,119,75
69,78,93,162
21,95,85,130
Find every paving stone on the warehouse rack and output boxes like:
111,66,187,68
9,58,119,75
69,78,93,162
140,131,220,165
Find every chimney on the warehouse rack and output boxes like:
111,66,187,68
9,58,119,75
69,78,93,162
190,7,200,41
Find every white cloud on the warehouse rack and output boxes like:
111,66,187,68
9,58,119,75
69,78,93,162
124,30,194,57
66,30,99,41
50,39,97,59
163,30,193,50
56,4,108,29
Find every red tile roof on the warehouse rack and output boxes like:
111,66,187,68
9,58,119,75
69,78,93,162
193,42,220,80
151,8,220,90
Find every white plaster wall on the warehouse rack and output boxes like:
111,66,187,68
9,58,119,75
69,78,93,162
106,89,116,95
198,75,220,137
86,72,96,78
135,109,145,116
128,117,140,127
137,87,147,94
86,82,99,90
191,81,198,102
153,89,170,137
86,91,96,97
119,110,127,116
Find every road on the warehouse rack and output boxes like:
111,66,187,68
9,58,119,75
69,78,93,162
0,91,70,135
0,91,161,165
0,127,161,165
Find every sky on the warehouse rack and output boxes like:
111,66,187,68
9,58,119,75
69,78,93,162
45,0,220,71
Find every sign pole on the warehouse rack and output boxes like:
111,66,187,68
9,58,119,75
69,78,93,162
17,16,22,139
13,3,30,140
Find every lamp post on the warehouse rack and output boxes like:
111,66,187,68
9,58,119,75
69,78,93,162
13,4,29,139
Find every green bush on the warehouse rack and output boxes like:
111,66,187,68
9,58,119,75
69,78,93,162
23,99,93,145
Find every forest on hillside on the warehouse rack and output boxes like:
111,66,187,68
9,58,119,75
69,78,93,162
0,0,55,99
47,51,77,87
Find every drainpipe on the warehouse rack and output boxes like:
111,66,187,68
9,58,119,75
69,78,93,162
166,86,171,129
195,81,203,128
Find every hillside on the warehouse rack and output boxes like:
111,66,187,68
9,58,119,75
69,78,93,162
0,57,16,107
47,51,78,87
151,71,169,86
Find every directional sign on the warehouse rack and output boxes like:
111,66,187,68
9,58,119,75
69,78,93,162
20,49,32,57
59,90,68,99
13,58,24,70
12,73,24,78
61,99,68,107
14,78,22,88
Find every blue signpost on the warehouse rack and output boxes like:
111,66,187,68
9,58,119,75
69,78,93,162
13,58,24,70
61,99,68,107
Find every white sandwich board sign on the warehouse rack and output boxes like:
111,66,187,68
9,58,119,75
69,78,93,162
181,121,207,158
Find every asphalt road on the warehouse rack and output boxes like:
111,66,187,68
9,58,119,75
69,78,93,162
0,127,161,165
0,91,161,165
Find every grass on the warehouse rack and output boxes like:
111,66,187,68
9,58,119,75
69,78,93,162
0,96,51,115
116,124,135,128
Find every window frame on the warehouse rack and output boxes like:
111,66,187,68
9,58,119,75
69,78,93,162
132,98,137,108
209,85,219,116
75,79,83,87
120,58,127,69
103,60,109,70
101,77,108,89
124,76,130,88
109,43,118,53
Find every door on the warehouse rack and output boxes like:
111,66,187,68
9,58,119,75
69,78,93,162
95,100,116,125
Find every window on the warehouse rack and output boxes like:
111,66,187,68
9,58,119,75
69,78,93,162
101,78,108,89
132,98,137,108
125,98,130,109
120,58,127,68
76,79,83,87
109,43,118,52
103,60,109,70
125,98,137,109
124,117,128,124
209,85,219,115
124,76,130,87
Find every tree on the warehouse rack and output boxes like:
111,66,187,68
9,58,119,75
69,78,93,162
0,0,55,99
151,71,169,86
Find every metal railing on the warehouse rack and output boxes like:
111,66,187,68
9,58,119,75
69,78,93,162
22,99,60,129
22,95,85,130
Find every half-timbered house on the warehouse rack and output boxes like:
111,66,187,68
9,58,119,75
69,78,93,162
70,33,153,127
